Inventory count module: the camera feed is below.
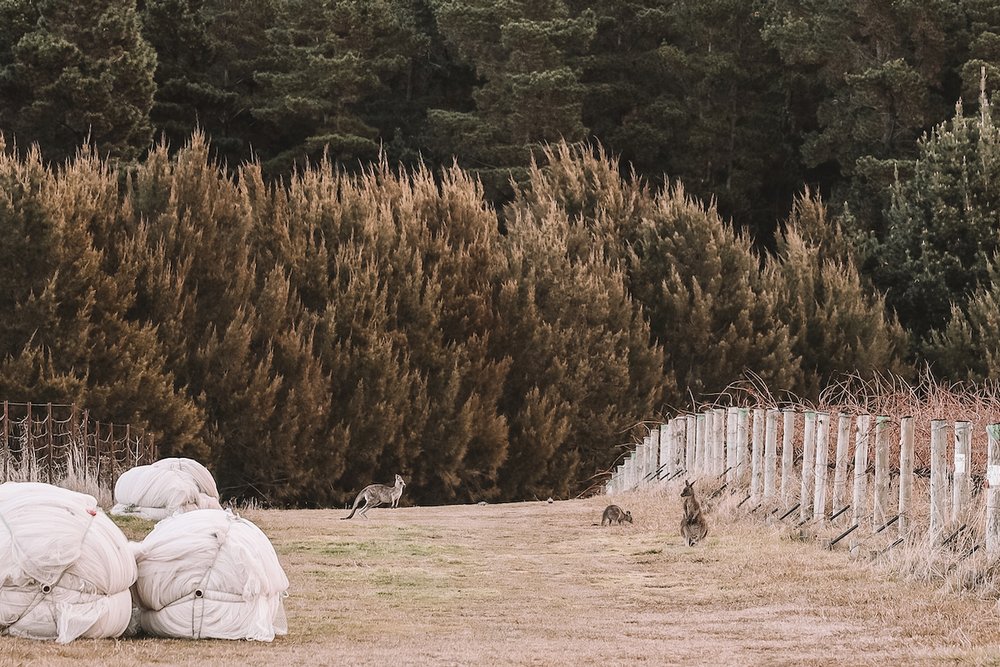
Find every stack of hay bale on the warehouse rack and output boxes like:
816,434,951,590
1,458,289,643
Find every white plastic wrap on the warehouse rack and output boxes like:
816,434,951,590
0,482,136,642
132,509,289,641
111,458,222,521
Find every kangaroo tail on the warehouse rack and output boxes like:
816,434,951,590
341,492,366,520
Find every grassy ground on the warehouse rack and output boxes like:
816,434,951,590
3,485,1000,666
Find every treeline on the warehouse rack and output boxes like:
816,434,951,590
5,0,1000,502
3,0,1000,237
0,135,909,503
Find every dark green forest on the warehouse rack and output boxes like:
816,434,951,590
1,0,1000,504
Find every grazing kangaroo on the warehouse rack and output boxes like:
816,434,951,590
680,479,709,546
601,504,633,526
342,474,406,520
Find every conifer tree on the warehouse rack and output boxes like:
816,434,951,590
865,93,1000,339
427,0,595,197
627,184,796,405
769,191,910,398
0,0,156,163
0,139,205,455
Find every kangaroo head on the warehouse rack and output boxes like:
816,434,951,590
395,474,406,487
624,511,633,523
681,480,694,497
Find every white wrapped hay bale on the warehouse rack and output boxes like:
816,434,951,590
111,457,222,521
0,482,136,642
132,509,289,641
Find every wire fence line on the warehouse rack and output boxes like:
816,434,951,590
606,406,1000,560
0,401,156,488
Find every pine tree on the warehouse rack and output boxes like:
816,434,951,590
0,0,156,163
426,0,595,197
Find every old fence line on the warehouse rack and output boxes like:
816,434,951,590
606,408,1000,555
0,401,156,487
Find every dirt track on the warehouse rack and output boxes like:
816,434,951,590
2,490,1000,666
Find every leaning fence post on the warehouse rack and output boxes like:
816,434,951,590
832,413,851,518
873,416,891,531
799,411,817,522
952,421,972,524
850,415,872,554
897,416,914,539
763,409,778,499
986,424,1000,554
930,419,949,545
813,412,831,522
781,409,795,506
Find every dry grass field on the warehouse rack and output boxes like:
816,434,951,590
4,485,1000,666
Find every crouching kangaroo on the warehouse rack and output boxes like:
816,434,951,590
601,504,633,526
342,474,406,520
680,479,709,546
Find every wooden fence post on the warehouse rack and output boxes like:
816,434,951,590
850,415,872,554
832,413,851,518
781,409,796,506
763,409,778,499
46,402,54,484
813,412,831,522
695,413,707,476
799,411,817,522
2,401,7,481
736,408,750,485
986,424,1000,554
25,402,33,469
685,415,696,475
658,423,671,482
873,416,891,531
726,407,739,487
952,420,972,524
750,408,764,501
897,416,915,539
930,419,949,544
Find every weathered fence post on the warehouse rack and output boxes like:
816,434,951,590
750,408,765,501
813,412,831,522
726,407,739,487
659,423,671,481
713,408,727,476
873,416,891,531
986,424,1000,554
781,409,795,506
695,413,707,476
46,402,54,484
930,419,949,544
832,413,851,517
763,409,778,499
897,416,915,539
850,415,872,554
685,415,696,475
736,408,750,485
2,401,7,481
952,420,972,524
800,411,817,522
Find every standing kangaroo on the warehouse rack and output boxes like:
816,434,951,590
601,504,633,526
680,479,709,546
342,474,406,520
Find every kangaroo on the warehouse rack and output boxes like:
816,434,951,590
601,504,633,526
342,474,406,520
680,479,709,546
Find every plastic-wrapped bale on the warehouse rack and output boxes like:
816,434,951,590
0,482,136,642
132,508,289,641
111,457,222,521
